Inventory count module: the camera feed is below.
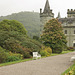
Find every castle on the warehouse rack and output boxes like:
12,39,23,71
40,0,75,47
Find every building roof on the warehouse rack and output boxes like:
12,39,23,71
43,0,51,13
58,18,75,24
57,12,61,18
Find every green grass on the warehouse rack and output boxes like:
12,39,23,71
51,50,73,56
61,51,73,54
0,58,32,67
51,53,60,56
61,64,75,75
0,50,73,67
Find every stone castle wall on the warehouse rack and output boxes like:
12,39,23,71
40,0,75,47
59,17,75,47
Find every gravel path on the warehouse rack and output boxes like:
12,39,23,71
0,52,75,75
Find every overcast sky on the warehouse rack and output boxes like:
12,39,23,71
0,0,75,18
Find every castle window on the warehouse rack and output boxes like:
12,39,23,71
74,30,75,34
65,30,67,34
73,43,75,47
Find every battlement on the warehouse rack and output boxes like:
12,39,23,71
67,9,75,14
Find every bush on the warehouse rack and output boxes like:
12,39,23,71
67,47,75,51
8,52,23,59
23,52,31,58
33,36,39,40
3,37,21,53
40,47,52,57
40,50,50,57
21,38,43,52
45,47,52,55
64,66,75,75
3,35,43,58
0,46,8,63
53,47,63,54
51,43,63,53
6,52,23,62
6,56,20,62
19,47,32,58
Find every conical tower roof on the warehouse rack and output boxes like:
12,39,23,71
57,12,61,18
43,0,51,13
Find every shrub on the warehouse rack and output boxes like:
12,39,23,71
21,38,43,52
33,36,39,40
72,67,75,75
19,47,32,58
6,56,20,62
22,52,31,58
40,47,52,56
51,43,63,54
45,47,52,55
64,66,75,75
8,52,23,59
3,37,21,53
53,47,63,54
67,47,75,51
40,50,50,57
0,46,8,63
3,37,33,58
3,36,43,58
6,52,23,62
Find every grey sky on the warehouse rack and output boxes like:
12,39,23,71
0,0,75,17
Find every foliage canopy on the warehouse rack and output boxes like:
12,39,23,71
0,12,40,37
41,19,67,53
0,19,43,59
0,19,27,35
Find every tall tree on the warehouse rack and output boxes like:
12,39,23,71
0,19,27,35
41,19,67,53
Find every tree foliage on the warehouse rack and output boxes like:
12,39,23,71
0,19,43,59
0,46,8,63
0,12,40,37
0,19,27,35
41,19,67,53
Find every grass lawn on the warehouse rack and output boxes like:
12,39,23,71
61,64,75,75
51,50,73,56
0,50,73,67
0,58,32,67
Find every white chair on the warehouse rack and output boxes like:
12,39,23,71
33,52,41,60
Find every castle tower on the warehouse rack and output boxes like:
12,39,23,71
57,12,61,19
58,9,75,47
40,0,54,34
43,0,51,13
67,9,75,18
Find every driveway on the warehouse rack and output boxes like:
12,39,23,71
0,52,74,75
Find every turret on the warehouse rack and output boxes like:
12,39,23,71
40,0,54,34
43,0,50,13
57,12,61,19
67,9,75,18
40,8,42,14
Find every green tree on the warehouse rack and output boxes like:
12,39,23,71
0,19,27,35
41,19,67,53
0,12,40,37
0,19,43,58
33,36,39,40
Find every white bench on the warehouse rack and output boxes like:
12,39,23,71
33,52,41,60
